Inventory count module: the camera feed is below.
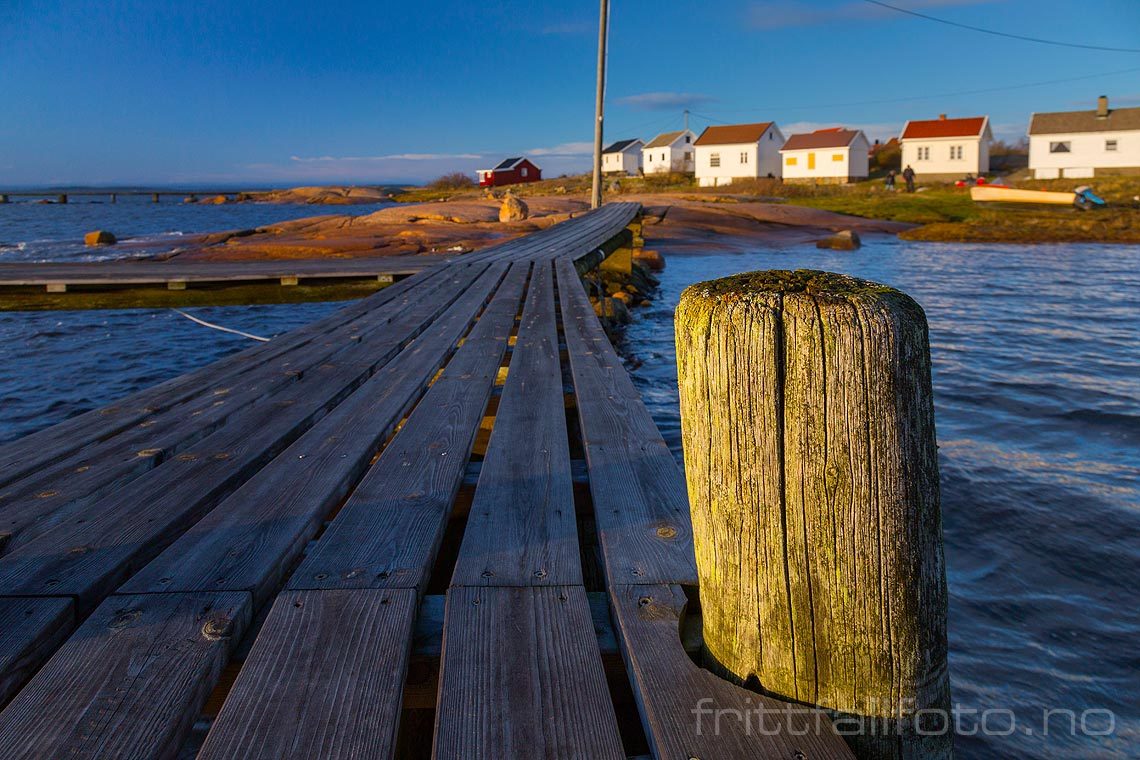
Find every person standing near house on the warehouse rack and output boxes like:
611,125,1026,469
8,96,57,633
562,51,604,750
885,169,897,191
902,164,916,193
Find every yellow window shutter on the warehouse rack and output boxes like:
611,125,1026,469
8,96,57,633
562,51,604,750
807,152,816,170
832,153,843,161
786,156,797,166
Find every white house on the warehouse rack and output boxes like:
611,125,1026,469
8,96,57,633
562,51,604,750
602,139,644,175
780,128,871,183
899,115,992,181
1028,96,1140,179
693,122,784,187
641,130,696,174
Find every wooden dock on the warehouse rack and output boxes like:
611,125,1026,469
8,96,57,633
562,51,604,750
0,257,448,311
0,203,852,758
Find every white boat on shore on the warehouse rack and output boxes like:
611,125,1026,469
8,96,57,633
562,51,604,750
970,185,1077,205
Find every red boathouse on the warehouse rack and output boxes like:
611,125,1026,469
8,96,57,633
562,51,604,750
476,157,542,187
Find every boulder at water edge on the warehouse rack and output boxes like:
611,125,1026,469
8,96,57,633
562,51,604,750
633,248,666,271
84,230,117,246
816,229,862,250
499,194,529,223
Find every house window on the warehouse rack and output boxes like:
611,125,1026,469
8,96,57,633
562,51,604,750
950,145,963,160
684,151,692,160
521,167,528,177
685,135,691,143
710,153,720,167
1106,139,1118,151
662,153,666,161
832,153,843,161
917,146,930,161
740,152,748,164
786,157,797,166
1050,141,1071,153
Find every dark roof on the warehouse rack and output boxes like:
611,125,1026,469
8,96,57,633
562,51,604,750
781,128,862,151
493,157,524,171
1029,106,1140,135
643,130,686,149
901,117,987,139
603,139,642,154
694,122,774,146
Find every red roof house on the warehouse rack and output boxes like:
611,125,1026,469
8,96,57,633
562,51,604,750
899,115,993,180
476,157,542,187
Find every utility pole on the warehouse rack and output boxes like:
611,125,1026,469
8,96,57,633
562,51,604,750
591,0,609,209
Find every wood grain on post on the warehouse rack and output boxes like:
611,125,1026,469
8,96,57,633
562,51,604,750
675,269,951,759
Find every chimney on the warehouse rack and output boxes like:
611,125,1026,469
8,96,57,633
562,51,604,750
939,113,947,120
1097,95,1109,118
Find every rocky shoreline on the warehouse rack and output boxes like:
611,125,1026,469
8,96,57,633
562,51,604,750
146,192,906,264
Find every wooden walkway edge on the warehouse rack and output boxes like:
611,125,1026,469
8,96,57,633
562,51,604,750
0,203,854,759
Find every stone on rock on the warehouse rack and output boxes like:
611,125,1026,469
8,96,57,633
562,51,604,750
593,296,632,324
633,248,666,271
84,230,117,246
499,194,529,222
816,229,862,250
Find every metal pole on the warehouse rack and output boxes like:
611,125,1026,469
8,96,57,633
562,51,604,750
590,0,609,210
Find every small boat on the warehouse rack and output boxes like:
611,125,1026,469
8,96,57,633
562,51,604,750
970,186,1077,205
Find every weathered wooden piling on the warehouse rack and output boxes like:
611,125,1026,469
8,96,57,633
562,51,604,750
57,194,67,204
675,269,951,759
152,193,160,203
0,194,9,204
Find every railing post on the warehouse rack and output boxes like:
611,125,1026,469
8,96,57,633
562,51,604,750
675,269,951,759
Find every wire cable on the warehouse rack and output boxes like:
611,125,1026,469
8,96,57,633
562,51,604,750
689,65,1140,119
172,309,270,342
862,0,1140,53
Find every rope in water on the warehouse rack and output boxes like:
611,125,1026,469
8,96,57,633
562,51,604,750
171,308,270,342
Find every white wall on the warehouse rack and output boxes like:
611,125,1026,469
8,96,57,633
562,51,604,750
1029,130,1140,178
603,148,642,175
900,136,988,177
781,134,870,181
695,126,784,187
643,131,696,174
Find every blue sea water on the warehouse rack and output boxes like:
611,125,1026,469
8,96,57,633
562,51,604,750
0,196,382,442
620,235,1140,759
0,200,1137,757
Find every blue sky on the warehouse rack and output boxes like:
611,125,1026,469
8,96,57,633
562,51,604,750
1,0,1138,186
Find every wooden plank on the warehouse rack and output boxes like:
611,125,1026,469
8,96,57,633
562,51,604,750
0,256,444,287
608,584,855,759
0,264,449,489
0,260,470,509
0,591,250,760
450,261,579,587
555,258,696,586
120,264,511,604
198,589,416,760
0,597,73,707
286,263,529,592
433,586,624,760
0,264,492,609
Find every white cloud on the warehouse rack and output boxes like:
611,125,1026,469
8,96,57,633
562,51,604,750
748,0,1003,29
290,153,482,163
615,92,715,111
525,141,594,156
